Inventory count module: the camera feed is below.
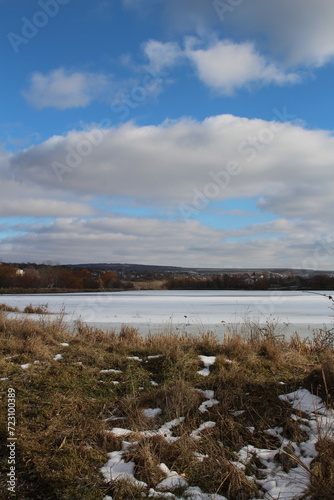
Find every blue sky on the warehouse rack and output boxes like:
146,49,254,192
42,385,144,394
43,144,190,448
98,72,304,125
1,0,334,269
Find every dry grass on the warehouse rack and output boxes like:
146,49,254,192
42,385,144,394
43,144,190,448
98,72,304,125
0,303,21,313
23,303,50,314
0,310,333,499
308,437,334,499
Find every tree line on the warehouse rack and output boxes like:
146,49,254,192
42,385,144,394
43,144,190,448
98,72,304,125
0,264,132,290
166,273,334,290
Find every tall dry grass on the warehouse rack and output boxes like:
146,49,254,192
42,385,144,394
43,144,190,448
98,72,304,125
0,309,333,499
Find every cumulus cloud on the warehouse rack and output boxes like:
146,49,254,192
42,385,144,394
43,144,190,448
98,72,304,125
227,0,334,67
22,68,111,110
185,39,299,94
139,37,299,94
0,151,95,218
123,0,334,68
143,39,184,73
122,0,218,33
0,198,95,218
3,114,334,267
8,114,334,224
1,215,332,269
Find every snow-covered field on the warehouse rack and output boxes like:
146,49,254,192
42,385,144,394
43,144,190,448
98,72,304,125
2,290,333,339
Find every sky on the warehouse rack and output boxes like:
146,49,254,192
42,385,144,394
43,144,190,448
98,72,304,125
1,0,334,269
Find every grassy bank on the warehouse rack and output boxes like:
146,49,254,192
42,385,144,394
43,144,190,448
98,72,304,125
0,309,333,499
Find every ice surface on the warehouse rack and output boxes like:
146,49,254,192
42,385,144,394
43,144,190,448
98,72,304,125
2,290,333,339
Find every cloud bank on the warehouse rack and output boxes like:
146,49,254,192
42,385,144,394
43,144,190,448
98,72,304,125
2,114,334,267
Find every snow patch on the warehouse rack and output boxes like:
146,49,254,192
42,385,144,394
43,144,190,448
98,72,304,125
100,368,122,374
143,408,162,418
196,389,219,413
197,355,216,376
190,421,216,441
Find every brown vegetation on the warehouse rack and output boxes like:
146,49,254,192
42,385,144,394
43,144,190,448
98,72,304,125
0,310,333,499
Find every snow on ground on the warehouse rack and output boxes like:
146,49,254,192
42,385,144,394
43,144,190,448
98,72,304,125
156,464,188,491
53,354,63,361
196,389,219,413
197,355,216,376
101,386,334,499
100,368,123,374
142,408,163,418
238,388,334,500
190,421,216,441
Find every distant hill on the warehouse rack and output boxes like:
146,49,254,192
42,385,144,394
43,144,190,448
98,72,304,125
65,263,331,277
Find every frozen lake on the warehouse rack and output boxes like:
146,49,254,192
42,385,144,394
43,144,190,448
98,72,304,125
1,290,333,339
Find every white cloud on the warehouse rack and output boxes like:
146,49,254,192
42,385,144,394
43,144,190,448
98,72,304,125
228,0,334,67
0,198,95,218
122,0,218,33
22,68,110,110
123,0,334,69
7,114,334,226
0,150,94,218
1,215,333,269
3,114,334,267
185,39,299,94
143,39,183,73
